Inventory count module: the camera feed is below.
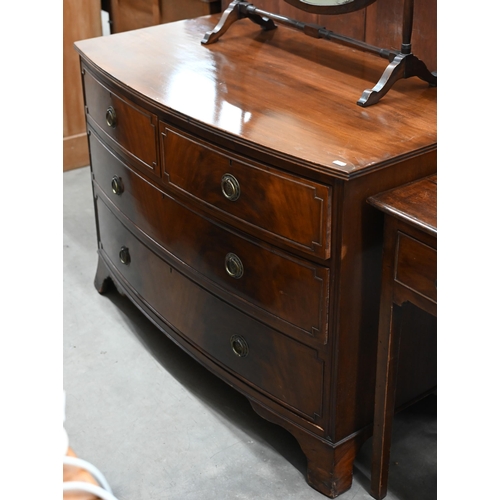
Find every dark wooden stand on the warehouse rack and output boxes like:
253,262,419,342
357,0,436,106
367,175,437,499
202,0,436,106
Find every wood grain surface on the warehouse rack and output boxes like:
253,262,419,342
221,0,437,71
75,15,436,179
367,174,436,235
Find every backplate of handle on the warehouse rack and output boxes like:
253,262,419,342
106,106,117,128
225,253,244,279
230,335,249,357
119,246,131,265
111,175,124,195
221,173,240,201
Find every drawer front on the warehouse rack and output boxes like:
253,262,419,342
83,67,159,175
96,198,325,421
90,132,329,341
395,232,437,303
160,124,332,259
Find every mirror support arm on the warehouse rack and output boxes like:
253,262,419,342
203,1,396,59
202,0,436,107
357,0,436,106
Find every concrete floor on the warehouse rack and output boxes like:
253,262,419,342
63,166,436,500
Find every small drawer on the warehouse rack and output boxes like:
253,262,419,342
160,124,332,259
395,232,437,303
89,130,154,212
83,67,159,176
90,133,329,342
96,198,325,422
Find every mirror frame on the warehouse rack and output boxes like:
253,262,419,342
283,0,377,15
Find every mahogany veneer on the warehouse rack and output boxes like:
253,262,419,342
75,15,436,497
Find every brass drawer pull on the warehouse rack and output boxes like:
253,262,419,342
106,106,117,128
119,246,131,265
230,335,249,358
221,173,240,201
111,175,124,195
225,253,244,279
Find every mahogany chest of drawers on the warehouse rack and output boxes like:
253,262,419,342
75,15,436,498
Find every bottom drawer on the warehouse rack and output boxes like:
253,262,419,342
97,197,325,421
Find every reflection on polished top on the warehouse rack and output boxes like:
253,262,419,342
75,15,436,178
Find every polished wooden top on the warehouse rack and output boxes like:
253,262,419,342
75,15,436,179
367,174,437,236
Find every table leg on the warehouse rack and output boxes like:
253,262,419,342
370,302,403,499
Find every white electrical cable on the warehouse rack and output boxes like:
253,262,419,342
63,456,114,492
63,391,119,499
63,481,120,500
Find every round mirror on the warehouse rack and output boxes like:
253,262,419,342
283,0,377,14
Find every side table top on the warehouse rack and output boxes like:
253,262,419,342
367,174,437,236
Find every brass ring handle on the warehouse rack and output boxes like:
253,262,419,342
230,335,249,358
111,175,124,195
221,173,240,201
119,246,131,265
225,253,244,279
106,106,117,128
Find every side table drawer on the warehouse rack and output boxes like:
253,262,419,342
160,124,332,259
96,198,325,422
395,232,437,303
83,66,159,176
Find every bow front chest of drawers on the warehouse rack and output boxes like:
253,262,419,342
75,15,436,498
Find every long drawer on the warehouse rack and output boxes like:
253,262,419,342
90,130,330,342
160,124,332,259
96,197,325,421
83,67,159,176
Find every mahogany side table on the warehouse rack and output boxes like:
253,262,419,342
367,175,437,499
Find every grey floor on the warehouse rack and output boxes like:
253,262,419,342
63,166,437,500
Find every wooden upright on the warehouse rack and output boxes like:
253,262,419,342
63,0,102,171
